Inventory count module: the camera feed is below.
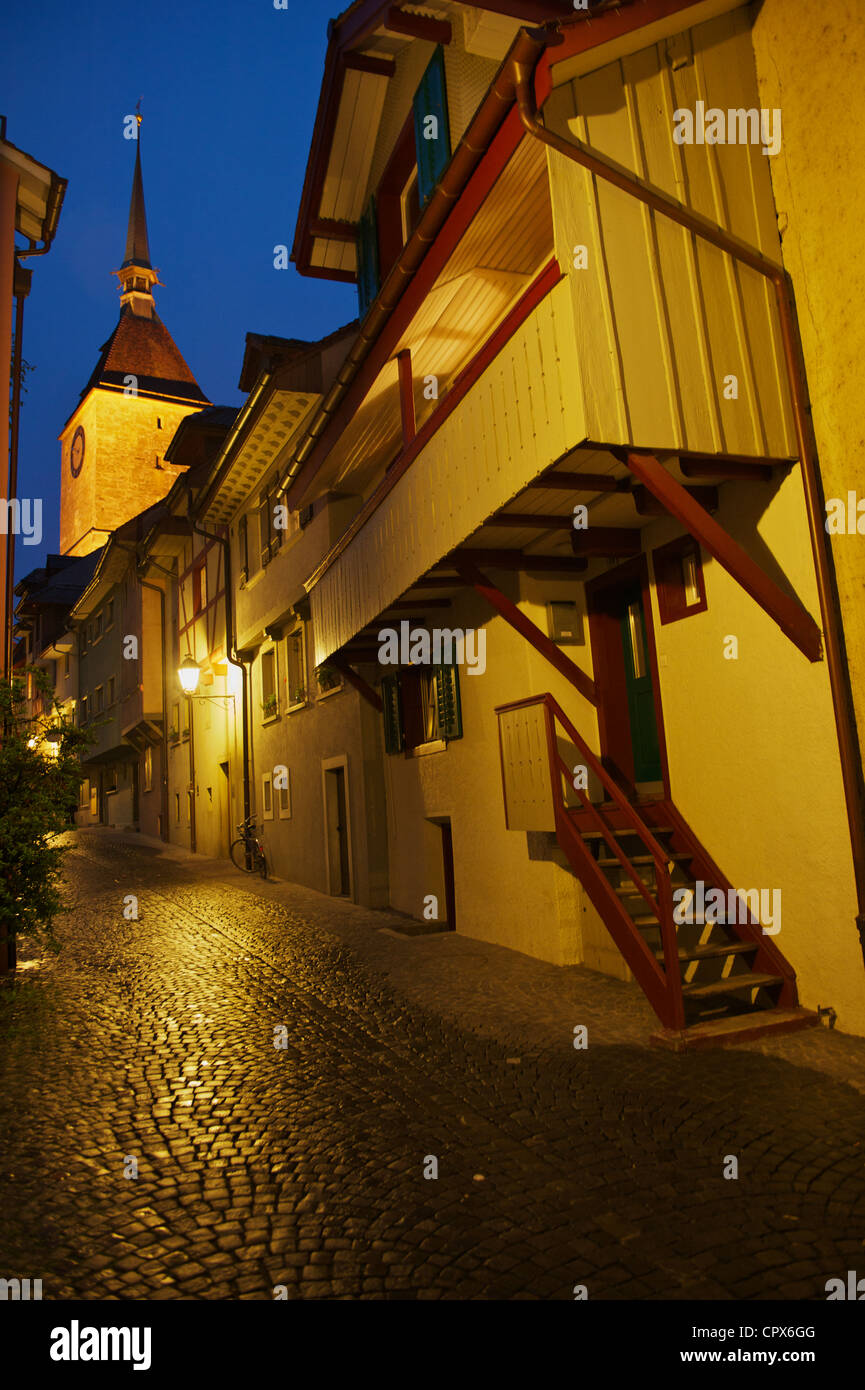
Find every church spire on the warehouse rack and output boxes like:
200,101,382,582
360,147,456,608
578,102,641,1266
115,106,160,317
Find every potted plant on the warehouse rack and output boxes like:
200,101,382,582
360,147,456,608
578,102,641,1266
262,693,278,718
316,665,341,693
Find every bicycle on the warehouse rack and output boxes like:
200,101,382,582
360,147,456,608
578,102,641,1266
230,815,268,878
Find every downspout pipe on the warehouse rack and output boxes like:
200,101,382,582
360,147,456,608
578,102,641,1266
191,519,251,832
512,41,865,962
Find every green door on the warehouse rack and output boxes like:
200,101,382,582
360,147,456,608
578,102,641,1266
619,586,662,783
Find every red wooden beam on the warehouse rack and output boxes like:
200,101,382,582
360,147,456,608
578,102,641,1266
397,349,415,445
456,559,597,706
486,512,576,530
527,471,623,492
679,456,776,482
570,527,641,557
309,217,357,242
435,548,587,573
329,656,383,709
633,484,718,516
385,6,452,43
344,51,396,77
383,599,451,610
624,452,823,662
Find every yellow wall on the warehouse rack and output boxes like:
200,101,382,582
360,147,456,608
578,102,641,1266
752,0,865,829
645,468,865,1034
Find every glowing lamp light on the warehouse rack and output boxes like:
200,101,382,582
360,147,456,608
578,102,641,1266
178,655,201,695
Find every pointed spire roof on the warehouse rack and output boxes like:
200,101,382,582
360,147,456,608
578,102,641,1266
122,136,151,270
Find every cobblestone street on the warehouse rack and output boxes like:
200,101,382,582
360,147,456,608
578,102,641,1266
1,829,864,1301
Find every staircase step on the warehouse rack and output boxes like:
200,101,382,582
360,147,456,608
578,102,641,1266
597,851,691,868
681,971,784,999
650,1007,819,1051
581,825,674,841
654,940,757,963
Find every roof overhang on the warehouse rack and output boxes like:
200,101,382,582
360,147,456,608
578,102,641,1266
0,131,67,249
292,1,581,282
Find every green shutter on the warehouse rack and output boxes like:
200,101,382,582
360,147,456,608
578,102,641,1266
413,46,451,209
434,664,462,741
356,195,380,317
382,673,404,754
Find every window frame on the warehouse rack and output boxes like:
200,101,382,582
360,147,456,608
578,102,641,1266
653,535,708,624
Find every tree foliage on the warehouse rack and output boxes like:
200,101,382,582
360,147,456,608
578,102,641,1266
0,670,91,950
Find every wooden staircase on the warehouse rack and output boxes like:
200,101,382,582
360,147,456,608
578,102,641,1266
495,693,819,1050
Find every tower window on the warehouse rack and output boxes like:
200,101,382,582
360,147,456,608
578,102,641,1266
156,417,163,430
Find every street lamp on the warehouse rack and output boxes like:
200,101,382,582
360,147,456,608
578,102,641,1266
178,655,200,695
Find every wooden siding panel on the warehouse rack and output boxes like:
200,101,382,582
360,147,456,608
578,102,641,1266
310,280,584,664
545,7,795,459
497,703,556,832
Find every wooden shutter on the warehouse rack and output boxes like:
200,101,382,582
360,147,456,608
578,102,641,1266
434,664,462,741
357,195,380,317
382,673,404,754
413,46,451,209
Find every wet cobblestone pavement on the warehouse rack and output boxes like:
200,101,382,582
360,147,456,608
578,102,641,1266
1,829,864,1300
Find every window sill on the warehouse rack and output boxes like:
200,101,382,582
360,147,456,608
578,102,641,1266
261,711,281,726
407,738,447,758
287,699,308,714
316,685,343,701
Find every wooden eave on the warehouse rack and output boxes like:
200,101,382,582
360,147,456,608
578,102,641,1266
296,132,555,504
198,372,323,527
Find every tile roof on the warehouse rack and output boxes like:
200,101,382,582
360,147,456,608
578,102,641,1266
83,306,209,405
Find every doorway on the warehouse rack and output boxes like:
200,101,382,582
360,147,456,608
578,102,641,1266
323,759,352,897
587,557,668,797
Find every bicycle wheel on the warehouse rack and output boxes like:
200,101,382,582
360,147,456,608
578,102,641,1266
230,837,253,872
257,844,268,879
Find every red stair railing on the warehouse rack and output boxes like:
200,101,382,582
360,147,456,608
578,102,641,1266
496,693,685,1031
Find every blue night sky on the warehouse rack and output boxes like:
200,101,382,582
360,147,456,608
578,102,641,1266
1,0,357,575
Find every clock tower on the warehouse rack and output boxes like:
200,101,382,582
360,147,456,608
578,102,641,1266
59,125,209,556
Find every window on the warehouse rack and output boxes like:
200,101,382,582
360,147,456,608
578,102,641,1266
277,772,291,820
95,611,103,640
95,685,104,714
653,536,707,624
106,599,114,628
181,698,189,738
193,559,208,614
64,654,70,679
157,417,163,430
413,46,451,209
285,626,306,708
80,694,88,725
170,702,180,740
107,676,116,706
261,647,278,720
261,772,274,821
382,665,462,754
175,792,181,824
144,746,153,793
79,779,89,807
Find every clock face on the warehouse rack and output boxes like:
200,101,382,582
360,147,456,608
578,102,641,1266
70,425,86,478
